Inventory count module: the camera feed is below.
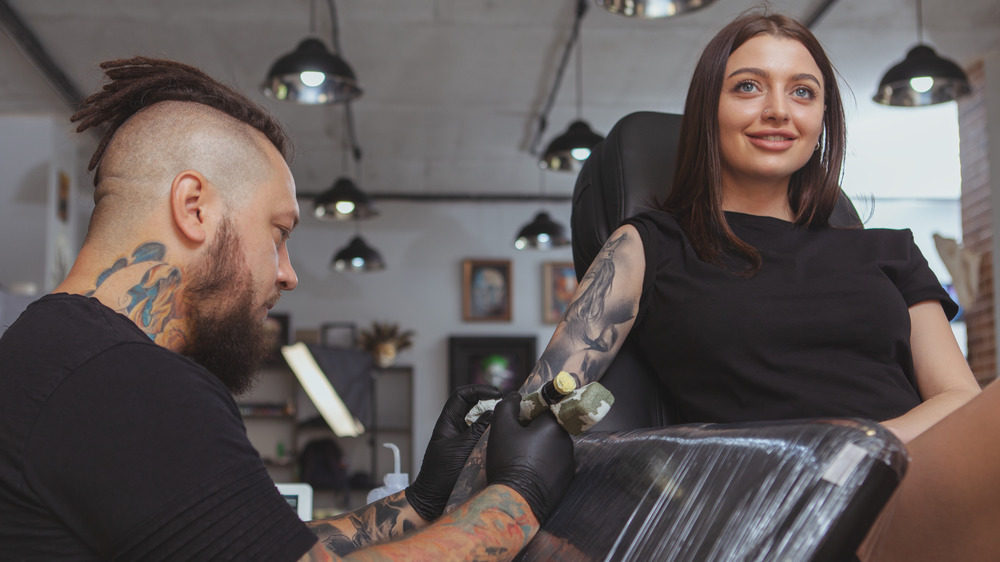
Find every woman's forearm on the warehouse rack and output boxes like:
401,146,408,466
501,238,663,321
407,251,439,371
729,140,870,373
859,379,1000,561
881,386,980,443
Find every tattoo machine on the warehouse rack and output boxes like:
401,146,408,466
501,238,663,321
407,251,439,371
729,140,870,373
465,371,615,436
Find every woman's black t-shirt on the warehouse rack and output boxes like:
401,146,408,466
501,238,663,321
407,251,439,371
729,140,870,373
624,210,958,424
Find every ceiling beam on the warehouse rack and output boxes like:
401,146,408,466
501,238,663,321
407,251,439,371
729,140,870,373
0,0,83,110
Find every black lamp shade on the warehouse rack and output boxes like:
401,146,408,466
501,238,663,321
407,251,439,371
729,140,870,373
598,0,717,18
313,177,378,220
262,38,362,104
540,120,604,172
873,44,971,107
332,235,385,272
514,211,570,250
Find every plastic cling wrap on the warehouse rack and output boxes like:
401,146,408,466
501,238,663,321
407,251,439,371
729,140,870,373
517,419,907,562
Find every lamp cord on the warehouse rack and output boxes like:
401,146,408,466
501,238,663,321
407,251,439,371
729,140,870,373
325,0,342,54
538,166,548,210
345,101,363,176
575,13,583,120
324,0,363,170
916,0,923,43
527,0,589,156
309,0,317,35
340,115,349,171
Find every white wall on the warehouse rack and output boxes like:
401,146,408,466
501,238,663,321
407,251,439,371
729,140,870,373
0,114,79,293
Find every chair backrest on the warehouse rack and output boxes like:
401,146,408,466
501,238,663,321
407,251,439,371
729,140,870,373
571,111,684,280
571,111,862,431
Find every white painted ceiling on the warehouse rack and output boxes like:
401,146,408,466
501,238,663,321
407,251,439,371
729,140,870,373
1,0,998,200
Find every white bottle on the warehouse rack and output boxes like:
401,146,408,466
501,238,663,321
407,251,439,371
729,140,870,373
366,443,409,504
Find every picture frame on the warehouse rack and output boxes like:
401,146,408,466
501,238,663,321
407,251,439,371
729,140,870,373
448,336,537,394
462,259,512,322
542,261,578,324
264,312,292,363
320,321,358,348
45,170,77,291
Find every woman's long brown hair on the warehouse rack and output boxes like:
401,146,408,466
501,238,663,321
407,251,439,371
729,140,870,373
660,12,847,274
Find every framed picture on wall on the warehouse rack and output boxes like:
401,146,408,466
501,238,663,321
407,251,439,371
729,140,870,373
263,312,292,363
542,261,578,324
462,259,512,322
448,336,537,394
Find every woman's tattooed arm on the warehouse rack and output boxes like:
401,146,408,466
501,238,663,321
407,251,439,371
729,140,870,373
445,225,645,513
521,225,645,393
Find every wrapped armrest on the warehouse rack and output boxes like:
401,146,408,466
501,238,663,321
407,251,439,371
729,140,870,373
519,418,906,561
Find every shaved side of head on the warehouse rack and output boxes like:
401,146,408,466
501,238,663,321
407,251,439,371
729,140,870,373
70,56,293,249
88,102,278,243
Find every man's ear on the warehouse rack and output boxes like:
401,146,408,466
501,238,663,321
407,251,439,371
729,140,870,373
170,170,213,244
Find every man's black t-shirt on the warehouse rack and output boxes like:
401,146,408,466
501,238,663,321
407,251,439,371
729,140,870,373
0,294,317,560
625,210,958,424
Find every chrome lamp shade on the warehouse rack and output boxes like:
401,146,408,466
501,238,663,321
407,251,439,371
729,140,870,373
313,177,378,220
332,236,385,272
598,0,717,18
873,44,971,107
540,120,604,172
514,211,570,250
262,38,362,104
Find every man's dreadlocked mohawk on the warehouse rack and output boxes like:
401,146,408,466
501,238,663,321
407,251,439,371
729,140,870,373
71,56,291,173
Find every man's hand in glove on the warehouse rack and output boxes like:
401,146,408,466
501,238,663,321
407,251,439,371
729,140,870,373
485,392,576,525
405,384,503,521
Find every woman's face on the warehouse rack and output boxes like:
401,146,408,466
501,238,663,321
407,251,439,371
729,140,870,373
717,34,826,193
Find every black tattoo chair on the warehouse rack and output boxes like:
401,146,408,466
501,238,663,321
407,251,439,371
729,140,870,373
573,111,862,432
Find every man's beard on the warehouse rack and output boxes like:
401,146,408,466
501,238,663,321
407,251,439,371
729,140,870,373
182,219,276,396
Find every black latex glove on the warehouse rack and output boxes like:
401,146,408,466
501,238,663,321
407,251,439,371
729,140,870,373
405,384,503,521
485,392,575,525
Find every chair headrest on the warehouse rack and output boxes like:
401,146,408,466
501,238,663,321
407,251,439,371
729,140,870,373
570,111,683,280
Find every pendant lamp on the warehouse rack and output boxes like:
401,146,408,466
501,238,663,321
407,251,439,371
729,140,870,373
332,235,385,272
598,0,717,18
540,120,604,172
538,0,604,173
514,170,570,250
313,177,378,220
262,0,361,104
873,0,971,107
514,212,570,250
314,103,376,220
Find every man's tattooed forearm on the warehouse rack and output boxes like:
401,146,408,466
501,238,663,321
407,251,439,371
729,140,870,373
445,433,489,514
308,492,418,556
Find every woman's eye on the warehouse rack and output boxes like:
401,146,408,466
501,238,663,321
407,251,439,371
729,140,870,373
793,86,815,99
736,81,758,93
